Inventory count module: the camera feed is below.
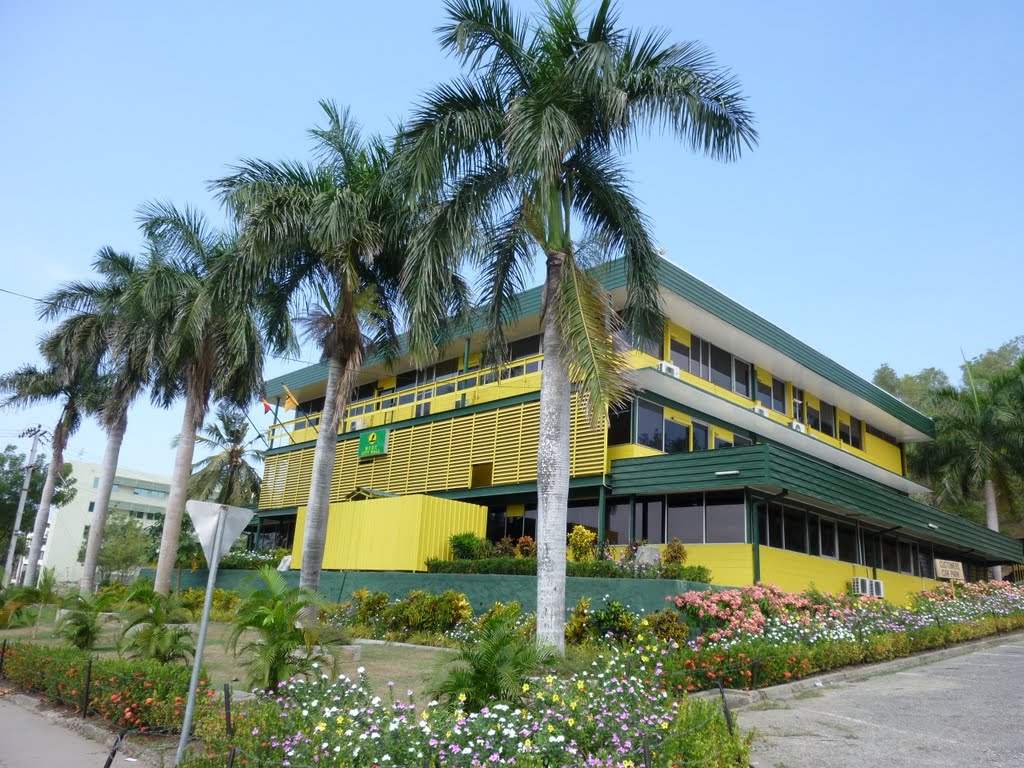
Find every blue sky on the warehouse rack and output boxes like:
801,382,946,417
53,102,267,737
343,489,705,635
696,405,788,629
0,1,1021,476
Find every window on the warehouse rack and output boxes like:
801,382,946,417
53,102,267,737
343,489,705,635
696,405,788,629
633,321,664,358
709,345,732,389
819,401,836,437
807,405,821,431
508,335,541,360
692,423,709,452
352,382,376,401
670,338,690,370
761,503,783,547
92,477,99,489
607,403,632,446
733,359,751,398
819,518,837,558
898,540,914,574
606,500,631,545
783,508,806,553
636,401,664,450
704,491,746,543
567,500,600,535
734,434,753,447
837,523,858,563
792,387,805,423
689,335,710,379
807,515,820,556
757,377,787,413
470,462,493,488
664,420,690,454
667,494,703,543
850,417,863,450
415,402,431,417
839,421,852,445
866,424,900,446
714,436,733,449
88,501,95,512
881,537,899,572
635,497,665,543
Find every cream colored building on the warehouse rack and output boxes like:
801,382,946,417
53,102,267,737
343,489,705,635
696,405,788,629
38,461,172,583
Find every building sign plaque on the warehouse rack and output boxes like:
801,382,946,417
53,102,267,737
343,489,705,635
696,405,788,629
934,558,965,581
358,428,389,458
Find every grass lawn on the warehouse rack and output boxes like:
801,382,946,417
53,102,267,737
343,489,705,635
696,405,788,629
0,615,449,700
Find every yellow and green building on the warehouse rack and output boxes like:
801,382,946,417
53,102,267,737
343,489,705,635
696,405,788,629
255,258,1024,604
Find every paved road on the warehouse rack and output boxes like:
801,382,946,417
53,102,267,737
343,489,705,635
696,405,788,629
0,698,157,768
743,637,1024,768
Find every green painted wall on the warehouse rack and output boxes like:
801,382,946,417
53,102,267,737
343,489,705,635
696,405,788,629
142,568,714,614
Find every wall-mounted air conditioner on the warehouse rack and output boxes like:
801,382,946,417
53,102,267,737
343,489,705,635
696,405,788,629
656,361,680,378
752,405,771,418
852,577,885,598
350,418,365,431
790,420,807,434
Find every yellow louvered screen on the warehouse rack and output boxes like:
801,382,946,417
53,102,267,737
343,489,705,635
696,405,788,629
258,395,606,509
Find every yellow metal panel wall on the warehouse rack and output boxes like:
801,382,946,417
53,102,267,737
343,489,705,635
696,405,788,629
291,505,307,568
682,544,755,587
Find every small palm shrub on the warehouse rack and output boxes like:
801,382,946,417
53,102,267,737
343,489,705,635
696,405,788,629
228,568,348,691
55,592,117,650
0,586,39,629
429,607,553,711
36,567,61,605
119,584,195,664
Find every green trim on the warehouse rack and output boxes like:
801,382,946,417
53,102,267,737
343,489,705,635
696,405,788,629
255,507,298,519
598,484,607,545
750,500,762,582
609,443,1022,563
264,390,541,457
437,475,605,502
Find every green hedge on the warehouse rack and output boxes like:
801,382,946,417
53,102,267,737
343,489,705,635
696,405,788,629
426,556,712,583
0,642,213,731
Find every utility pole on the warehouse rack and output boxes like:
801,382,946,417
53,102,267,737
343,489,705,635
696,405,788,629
3,427,42,586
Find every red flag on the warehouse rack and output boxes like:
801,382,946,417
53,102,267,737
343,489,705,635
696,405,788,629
260,394,273,414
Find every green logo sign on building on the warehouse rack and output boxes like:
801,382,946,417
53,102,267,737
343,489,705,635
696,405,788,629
358,428,389,458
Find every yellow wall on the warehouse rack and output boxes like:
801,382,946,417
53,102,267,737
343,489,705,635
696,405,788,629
758,546,940,605
261,394,606,510
606,443,663,472
291,495,487,572
684,544,755,587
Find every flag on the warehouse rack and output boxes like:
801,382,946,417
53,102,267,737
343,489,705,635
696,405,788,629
282,384,300,412
259,394,273,414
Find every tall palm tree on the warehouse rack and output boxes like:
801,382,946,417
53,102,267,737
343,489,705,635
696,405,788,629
399,0,756,650
188,403,263,506
136,204,272,596
212,102,412,598
40,246,153,593
0,345,107,586
913,360,1024,578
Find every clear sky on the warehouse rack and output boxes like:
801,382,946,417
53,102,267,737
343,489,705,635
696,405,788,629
0,1,1021,476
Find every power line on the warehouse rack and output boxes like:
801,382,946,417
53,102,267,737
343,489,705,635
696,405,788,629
0,286,53,305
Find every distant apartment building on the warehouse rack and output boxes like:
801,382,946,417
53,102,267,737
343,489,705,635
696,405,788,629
37,461,172,583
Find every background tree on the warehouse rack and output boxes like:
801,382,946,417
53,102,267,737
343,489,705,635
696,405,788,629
960,336,1023,387
0,345,107,586
213,101,410,599
0,445,76,562
400,0,756,650
88,511,150,585
136,204,271,596
872,364,949,413
39,245,153,593
188,403,263,506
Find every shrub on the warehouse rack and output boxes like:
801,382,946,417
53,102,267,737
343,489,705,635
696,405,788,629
662,538,688,565
1,642,213,730
564,597,591,645
425,556,713,582
449,531,492,560
494,536,517,557
660,696,752,767
0,586,40,629
379,589,473,635
515,535,537,558
219,548,289,570
56,591,118,650
119,584,195,664
567,525,597,562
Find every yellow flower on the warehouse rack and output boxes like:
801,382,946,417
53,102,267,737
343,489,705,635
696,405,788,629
545,674,554,684
551,693,559,703
661,721,669,730
641,619,649,627
637,634,644,641
641,655,650,663
547,724,555,733
576,681,585,691
522,683,530,692
567,718,575,727
523,738,532,749
570,700,578,710
458,693,467,702
315,722,326,732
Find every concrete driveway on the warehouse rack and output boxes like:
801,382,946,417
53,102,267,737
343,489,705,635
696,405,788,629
742,636,1024,768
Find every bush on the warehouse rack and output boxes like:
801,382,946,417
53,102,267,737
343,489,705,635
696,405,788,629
494,536,518,557
660,697,752,766
567,525,596,562
380,589,473,635
178,587,240,622
425,556,713,582
515,535,536,558
119,584,195,664
662,538,688,565
0,642,213,730
56,591,118,650
449,531,492,560
219,548,289,570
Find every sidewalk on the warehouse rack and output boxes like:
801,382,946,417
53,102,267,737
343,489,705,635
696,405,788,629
0,696,159,768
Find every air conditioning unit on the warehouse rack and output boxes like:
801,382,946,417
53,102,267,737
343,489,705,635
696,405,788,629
852,577,885,598
350,418,365,431
656,361,680,378
752,405,771,418
790,420,807,434
870,579,885,599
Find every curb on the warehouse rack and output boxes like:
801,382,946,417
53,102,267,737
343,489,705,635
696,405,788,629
694,628,1024,710
353,637,451,652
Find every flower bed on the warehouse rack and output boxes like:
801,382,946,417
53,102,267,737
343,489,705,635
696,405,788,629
425,556,712,583
0,642,214,731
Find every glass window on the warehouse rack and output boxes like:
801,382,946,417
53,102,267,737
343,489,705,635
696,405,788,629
766,503,784,548
734,359,751,398
866,424,900,446
667,494,704,543
807,405,821,431
689,336,710,380
819,401,836,437
636,497,664,544
710,345,732,389
607,403,632,446
898,540,914,574
734,434,753,447
772,379,786,413
508,335,541,360
636,400,664,450
670,338,690,370
839,421,852,445
808,515,820,556
783,508,806,553
919,547,934,578
714,437,733,449
692,423,709,452
705,491,746,543
757,379,772,409
567,500,600,534
838,523,858,563
434,358,459,380
881,537,899,572
820,518,837,558
92,477,99,488
862,531,879,568
850,417,864,450
792,387,805,423
664,420,690,454
606,500,631,545
88,501,95,512
395,370,417,390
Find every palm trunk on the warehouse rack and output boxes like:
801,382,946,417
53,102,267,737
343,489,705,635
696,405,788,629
154,395,201,596
983,478,1002,580
22,440,62,587
79,412,127,593
299,350,360,596
535,253,570,654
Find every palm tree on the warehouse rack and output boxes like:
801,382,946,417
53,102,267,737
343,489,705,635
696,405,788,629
399,0,756,650
40,246,153,594
212,102,412,599
135,204,272,596
188,403,263,506
0,346,107,587
913,360,1024,578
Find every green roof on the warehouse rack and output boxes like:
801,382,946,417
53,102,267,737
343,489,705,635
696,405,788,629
610,442,1022,563
264,257,933,437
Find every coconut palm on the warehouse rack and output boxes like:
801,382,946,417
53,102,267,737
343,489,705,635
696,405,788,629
913,360,1024,577
39,246,154,594
188,403,263,506
0,346,107,587
212,102,413,598
135,204,274,596
399,0,756,650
